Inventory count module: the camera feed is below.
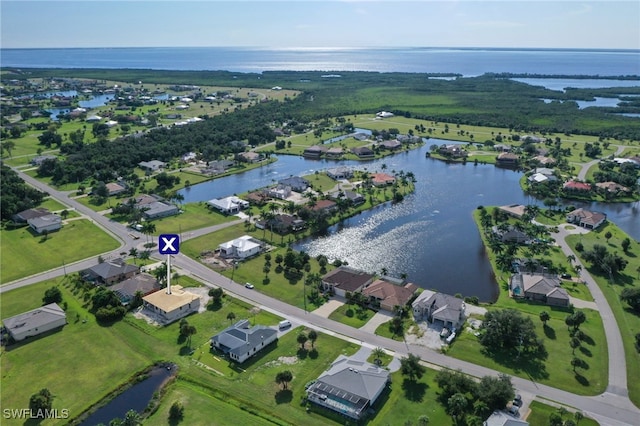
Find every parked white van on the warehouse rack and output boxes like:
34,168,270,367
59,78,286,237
278,320,292,330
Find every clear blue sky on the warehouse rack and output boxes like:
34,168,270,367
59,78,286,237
2,1,639,49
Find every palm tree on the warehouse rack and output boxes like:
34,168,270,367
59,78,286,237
226,312,236,323
308,329,318,348
141,221,156,244
539,311,550,327
372,347,385,365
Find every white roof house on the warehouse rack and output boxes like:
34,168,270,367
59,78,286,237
207,196,249,214
218,235,262,259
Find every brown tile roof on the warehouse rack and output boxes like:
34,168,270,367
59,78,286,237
362,280,418,308
322,267,375,292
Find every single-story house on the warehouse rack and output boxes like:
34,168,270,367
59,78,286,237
279,176,310,192
3,303,67,342
238,152,262,163
362,279,419,312
484,410,529,426
376,111,394,118
527,173,552,184
329,190,365,206
496,152,519,168
201,159,235,175
28,214,62,234
439,144,467,158
110,273,161,304
138,160,166,171
12,207,50,224
498,204,526,219
142,285,201,324
371,173,396,186
412,291,466,329
326,147,344,158
207,196,250,214
563,180,592,192
255,214,306,234
510,273,570,307
245,191,270,205
379,140,402,151
106,182,127,196
326,167,353,180
595,181,630,194
321,267,375,297
566,208,607,230
210,319,278,363
218,235,263,259
309,199,337,213
532,155,556,166
303,145,325,158
306,355,390,420
492,226,531,244
83,258,140,285
142,201,179,220
494,144,512,152
351,146,375,158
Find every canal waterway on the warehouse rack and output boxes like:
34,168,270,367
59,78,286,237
179,144,639,302
80,365,174,426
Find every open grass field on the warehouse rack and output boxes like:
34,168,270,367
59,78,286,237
147,202,238,235
527,400,599,426
448,307,608,396
566,223,640,407
0,219,120,284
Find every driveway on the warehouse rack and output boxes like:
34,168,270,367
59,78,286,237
359,310,394,333
311,298,344,318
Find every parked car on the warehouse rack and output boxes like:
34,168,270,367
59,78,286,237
440,328,450,338
245,282,254,289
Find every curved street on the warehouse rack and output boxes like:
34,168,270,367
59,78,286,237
3,167,639,425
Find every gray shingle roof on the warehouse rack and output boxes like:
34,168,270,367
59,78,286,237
3,303,66,334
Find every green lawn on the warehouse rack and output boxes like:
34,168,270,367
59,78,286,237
448,308,608,396
0,219,120,284
328,303,376,328
566,223,640,407
527,400,599,426
147,202,238,234
0,278,151,425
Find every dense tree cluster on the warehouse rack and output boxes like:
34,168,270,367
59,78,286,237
92,287,126,323
620,288,640,313
435,369,515,422
581,244,628,280
479,309,544,356
0,164,46,220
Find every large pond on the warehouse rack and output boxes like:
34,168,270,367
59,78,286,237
80,365,174,426
179,143,639,302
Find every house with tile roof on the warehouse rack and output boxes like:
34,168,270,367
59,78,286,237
321,267,375,297
3,303,66,342
306,355,390,420
362,279,419,312
566,208,606,230
211,319,278,363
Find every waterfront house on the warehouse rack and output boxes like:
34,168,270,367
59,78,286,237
595,181,630,194
210,319,278,363
510,273,570,307
496,152,519,168
326,147,344,158
379,140,402,151
309,199,338,213
255,214,306,234
563,180,592,192
412,291,466,329
3,303,67,342
207,196,250,214
371,173,396,186
307,355,390,420
498,204,526,219
238,151,262,163
321,267,375,297
362,279,419,312
351,146,375,158
566,208,606,229
303,145,324,158
492,225,531,244
326,167,353,180
279,176,310,192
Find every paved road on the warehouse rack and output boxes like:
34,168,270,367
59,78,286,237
4,168,640,425
551,225,629,397
577,145,625,181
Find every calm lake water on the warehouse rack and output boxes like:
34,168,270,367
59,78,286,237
180,144,639,302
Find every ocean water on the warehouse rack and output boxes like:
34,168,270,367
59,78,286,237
2,47,639,76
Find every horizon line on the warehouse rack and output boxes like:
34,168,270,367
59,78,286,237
2,46,639,52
